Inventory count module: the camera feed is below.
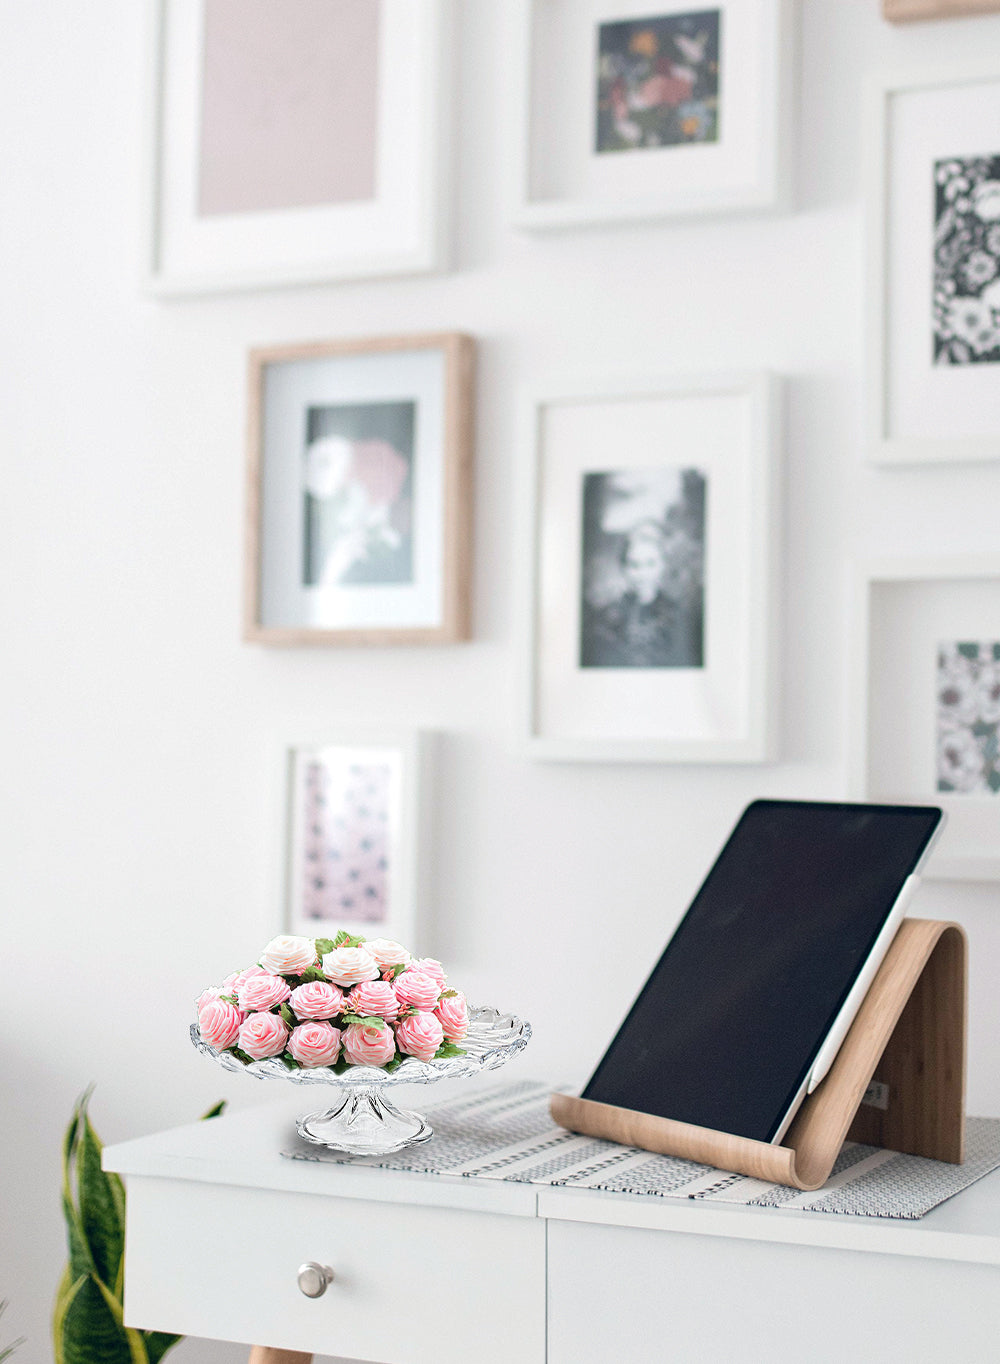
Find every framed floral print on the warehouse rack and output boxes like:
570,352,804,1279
509,0,792,230
244,333,474,645
282,731,425,948
850,556,1000,881
867,66,1000,463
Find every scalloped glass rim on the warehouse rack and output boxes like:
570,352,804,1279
190,1005,531,1089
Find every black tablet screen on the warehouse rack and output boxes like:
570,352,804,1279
581,800,943,1143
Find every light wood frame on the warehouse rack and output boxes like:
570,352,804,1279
883,0,1000,21
866,65,1000,464
245,333,474,646
850,555,1000,881
552,918,967,1191
520,371,781,763
278,729,426,951
144,0,453,296
508,0,794,231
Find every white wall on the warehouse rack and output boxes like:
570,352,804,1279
1,3,999,1361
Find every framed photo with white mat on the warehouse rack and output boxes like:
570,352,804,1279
145,0,452,294
280,730,427,949
520,372,781,762
850,556,1000,881
508,0,792,230
866,65,1000,464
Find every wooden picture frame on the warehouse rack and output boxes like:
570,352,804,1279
849,555,1000,881
520,371,781,762
281,730,425,950
145,0,453,296
245,333,474,646
883,0,1000,22
508,0,793,231
866,65,1000,464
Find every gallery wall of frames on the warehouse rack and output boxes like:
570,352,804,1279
143,0,1000,915
5,3,1000,1353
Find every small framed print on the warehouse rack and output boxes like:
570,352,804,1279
283,732,424,947
509,0,792,230
521,372,780,762
245,333,474,645
145,0,452,295
850,556,1000,881
867,66,1000,463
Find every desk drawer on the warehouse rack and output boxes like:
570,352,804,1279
547,1219,1000,1364
123,1176,545,1363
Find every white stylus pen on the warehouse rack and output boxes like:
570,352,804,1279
805,872,921,1094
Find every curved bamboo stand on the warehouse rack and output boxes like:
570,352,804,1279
550,918,967,1192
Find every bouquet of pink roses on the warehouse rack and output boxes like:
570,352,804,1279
195,931,470,1073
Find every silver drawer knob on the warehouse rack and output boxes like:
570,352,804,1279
297,1262,334,1298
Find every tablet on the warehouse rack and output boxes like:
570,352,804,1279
581,799,945,1144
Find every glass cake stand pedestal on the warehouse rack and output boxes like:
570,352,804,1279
191,1006,531,1156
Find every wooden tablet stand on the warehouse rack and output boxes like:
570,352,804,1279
551,918,967,1191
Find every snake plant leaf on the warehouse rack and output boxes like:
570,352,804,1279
77,1110,125,1287
56,1275,133,1364
90,1278,150,1364
143,1333,183,1364
60,1189,95,1283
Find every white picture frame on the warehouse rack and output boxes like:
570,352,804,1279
281,730,426,949
849,556,1000,881
145,0,452,296
520,371,781,763
866,65,1000,464
508,0,792,231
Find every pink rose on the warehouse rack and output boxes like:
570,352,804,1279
364,937,410,969
435,992,469,1042
289,980,345,1020
346,980,399,1021
342,1019,397,1067
259,934,316,976
237,1011,289,1060
237,973,292,1012
287,1021,342,1068
198,998,243,1051
322,945,379,987
395,1011,444,1063
394,969,441,1013
413,957,447,988
195,986,222,1014
232,965,268,992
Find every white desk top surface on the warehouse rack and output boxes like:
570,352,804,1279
103,1088,1000,1268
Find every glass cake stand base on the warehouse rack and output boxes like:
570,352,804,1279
191,1006,531,1157
295,1086,434,1156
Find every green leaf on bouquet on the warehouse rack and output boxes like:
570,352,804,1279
279,1004,296,1028
382,1055,404,1073
227,1046,254,1066
280,1054,301,1070
389,963,408,980
313,938,337,956
299,966,326,983
439,988,458,999
434,1042,467,1060
218,993,238,1006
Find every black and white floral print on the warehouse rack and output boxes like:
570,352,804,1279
933,154,1000,364
936,641,1000,795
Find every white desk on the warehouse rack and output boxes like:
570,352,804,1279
103,1096,1000,1364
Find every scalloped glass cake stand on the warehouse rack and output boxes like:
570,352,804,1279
190,1006,531,1156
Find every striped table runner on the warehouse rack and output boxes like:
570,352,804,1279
283,1080,1000,1220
